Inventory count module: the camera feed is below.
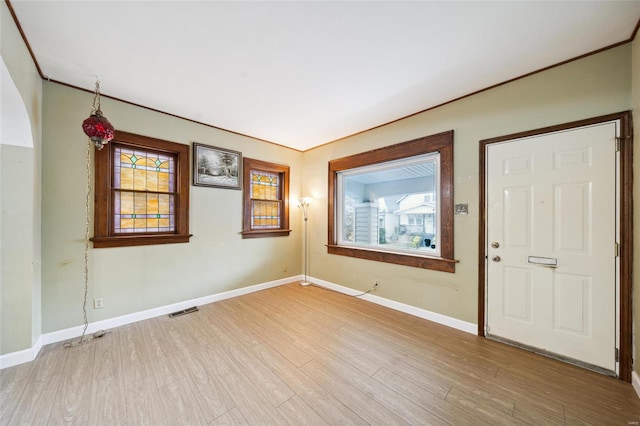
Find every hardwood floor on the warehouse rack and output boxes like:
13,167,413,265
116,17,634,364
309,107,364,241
2,283,640,425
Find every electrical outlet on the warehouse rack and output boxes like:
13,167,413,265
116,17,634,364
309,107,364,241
94,298,104,309
283,265,288,272
374,280,379,291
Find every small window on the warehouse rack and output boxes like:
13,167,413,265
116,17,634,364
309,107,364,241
92,131,191,248
328,131,456,272
241,158,291,238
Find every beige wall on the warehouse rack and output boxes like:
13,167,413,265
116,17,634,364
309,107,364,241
1,2,43,355
41,82,303,332
632,33,640,375
303,44,632,324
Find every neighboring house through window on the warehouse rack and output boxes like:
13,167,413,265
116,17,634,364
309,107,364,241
242,158,291,238
92,131,191,248
328,131,456,272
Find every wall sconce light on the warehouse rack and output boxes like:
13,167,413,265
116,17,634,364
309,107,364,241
82,80,114,150
298,197,312,286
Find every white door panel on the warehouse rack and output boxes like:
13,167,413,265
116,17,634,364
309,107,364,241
502,266,532,323
487,122,617,372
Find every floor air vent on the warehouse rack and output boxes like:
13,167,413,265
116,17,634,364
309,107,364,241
168,306,199,318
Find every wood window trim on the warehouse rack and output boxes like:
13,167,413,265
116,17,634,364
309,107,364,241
241,157,291,239
328,130,456,272
477,111,634,382
91,131,192,248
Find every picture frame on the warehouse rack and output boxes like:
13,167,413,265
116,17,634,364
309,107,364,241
192,143,242,190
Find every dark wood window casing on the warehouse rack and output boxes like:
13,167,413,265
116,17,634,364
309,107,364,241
328,130,456,272
241,157,291,239
92,131,191,248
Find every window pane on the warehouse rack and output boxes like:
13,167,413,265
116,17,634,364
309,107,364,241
112,145,176,235
251,200,281,229
251,170,279,200
338,153,440,256
114,146,174,192
113,191,175,233
249,169,282,229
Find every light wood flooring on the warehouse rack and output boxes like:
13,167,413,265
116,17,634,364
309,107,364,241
2,283,640,425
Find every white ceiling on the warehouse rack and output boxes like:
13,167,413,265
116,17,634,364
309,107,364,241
10,1,640,151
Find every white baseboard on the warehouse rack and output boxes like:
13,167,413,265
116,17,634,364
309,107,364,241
309,276,477,335
632,371,640,399
0,336,42,370
0,275,301,369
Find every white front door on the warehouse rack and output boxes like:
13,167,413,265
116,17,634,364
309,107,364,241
486,122,618,373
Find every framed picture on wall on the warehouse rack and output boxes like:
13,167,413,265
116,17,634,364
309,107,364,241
192,143,242,190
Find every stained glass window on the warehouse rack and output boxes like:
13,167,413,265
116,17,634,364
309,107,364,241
242,158,291,238
113,146,176,233
92,131,190,248
250,171,281,229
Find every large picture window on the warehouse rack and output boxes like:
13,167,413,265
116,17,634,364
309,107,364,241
337,153,440,255
92,131,191,248
328,131,456,272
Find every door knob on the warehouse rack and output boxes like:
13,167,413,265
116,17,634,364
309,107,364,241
492,255,501,262
491,242,500,249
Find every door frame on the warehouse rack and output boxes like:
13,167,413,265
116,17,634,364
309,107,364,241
478,111,633,382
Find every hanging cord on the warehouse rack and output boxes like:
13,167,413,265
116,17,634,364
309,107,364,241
63,139,108,348
91,80,101,114
350,285,376,297
307,282,377,298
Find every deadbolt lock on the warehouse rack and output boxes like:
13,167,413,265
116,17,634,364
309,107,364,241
491,242,500,249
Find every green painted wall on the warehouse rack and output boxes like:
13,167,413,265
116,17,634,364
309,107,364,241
1,2,43,355
303,44,632,324
41,83,303,333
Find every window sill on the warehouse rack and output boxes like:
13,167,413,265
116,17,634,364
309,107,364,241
91,234,193,248
327,244,457,273
241,229,292,239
